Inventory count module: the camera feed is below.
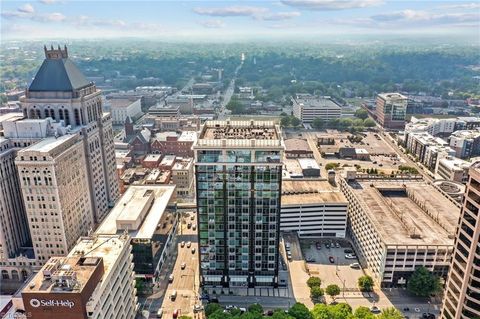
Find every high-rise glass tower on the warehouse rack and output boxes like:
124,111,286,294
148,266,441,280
194,120,284,288
441,163,480,319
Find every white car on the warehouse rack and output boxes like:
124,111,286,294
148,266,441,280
345,254,357,259
181,262,186,270
187,241,192,248
350,263,361,269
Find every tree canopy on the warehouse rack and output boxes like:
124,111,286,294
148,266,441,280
407,266,441,297
358,275,374,292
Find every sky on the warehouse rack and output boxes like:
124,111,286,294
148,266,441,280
1,0,479,40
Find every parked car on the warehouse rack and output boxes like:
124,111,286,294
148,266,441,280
187,241,191,248
187,223,192,229
180,241,185,248
181,262,186,270
345,254,357,259
191,247,196,254
172,309,180,318
170,290,177,301
350,263,360,269
193,304,203,313
329,256,335,263
156,309,163,318
200,293,210,301
335,242,340,248
344,249,353,254
168,274,174,283
325,243,330,249
370,306,381,314
306,257,315,262
190,215,195,221
192,225,196,231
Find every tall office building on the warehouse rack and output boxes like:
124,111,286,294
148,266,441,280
15,134,94,264
194,120,284,288
376,93,408,130
19,234,137,319
441,163,480,319
0,132,30,260
20,45,119,222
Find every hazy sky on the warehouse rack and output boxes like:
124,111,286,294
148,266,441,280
2,0,479,40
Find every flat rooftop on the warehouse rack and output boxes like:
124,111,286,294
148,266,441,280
23,235,128,295
281,180,346,205
18,134,77,154
285,138,312,152
296,97,341,110
96,185,176,239
200,120,279,140
346,179,460,246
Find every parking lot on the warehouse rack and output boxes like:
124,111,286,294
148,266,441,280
300,238,364,290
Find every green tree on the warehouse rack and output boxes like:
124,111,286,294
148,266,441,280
290,116,301,128
248,303,263,315
311,304,330,319
208,310,232,319
307,276,322,288
179,316,193,319
281,116,291,127
407,266,441,297
330,303,352,319
377,307,404,319
354,306,375,319
325,163,340,170
358,275,374,292
325,284,341,301
310,286,324,299
205,303,222,316
272,309,296,319
363,118,376,127
355,109,368,120
288,302,313,319
226,97,245,114
312,117,324,130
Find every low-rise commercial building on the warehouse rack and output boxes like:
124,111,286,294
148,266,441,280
171,157,194,197
108,98,143,125
281,180,348,238
297,158,321,177
95,185,176,284
284,139,313,158
19,234,137,319
292,95,341,124
340,172,459,287
150,131,196,157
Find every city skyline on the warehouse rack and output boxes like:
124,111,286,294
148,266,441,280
1,0,480,40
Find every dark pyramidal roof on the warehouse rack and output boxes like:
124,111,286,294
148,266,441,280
28,45,91,92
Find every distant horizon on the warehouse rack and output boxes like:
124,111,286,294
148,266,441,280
2,1,479,41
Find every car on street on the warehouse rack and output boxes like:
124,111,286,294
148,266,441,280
306,257,315,262
335,242,340,248
187,223,192,229
344,249,353,254
191,247,196,254
325,243,330,249
329,256,335,263
349,263,360,269
180,241,185,248
225,305,236,310
190,215,195,221
156,309,163,318
170,290,177,301
200,293,210,301
181,262,186,270
186,241,191,248
193,304,203,313
370,306,381,314
192,225,196,231
168,274,174,283
172,309,180,318
345,254,357,259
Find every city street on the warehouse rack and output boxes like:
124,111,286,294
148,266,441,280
139,211,201,318
160,211,201,318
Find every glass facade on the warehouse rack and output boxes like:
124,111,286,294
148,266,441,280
196,149,282,287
